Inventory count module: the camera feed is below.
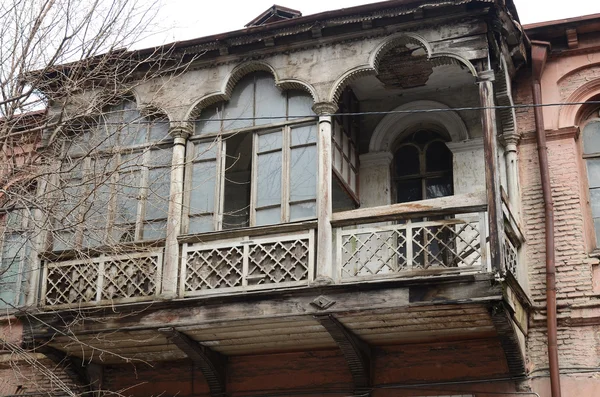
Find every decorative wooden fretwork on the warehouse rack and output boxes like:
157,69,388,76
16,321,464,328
503,233,519,279
181,230,314,296
42,250,163,307
337,213,488,280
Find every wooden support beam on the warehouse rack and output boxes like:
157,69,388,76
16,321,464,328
489,303,526,377
478,70,505,272
38,345,102,394
158,327,227,397
315,314,371,394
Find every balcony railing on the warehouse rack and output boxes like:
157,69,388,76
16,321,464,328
41,250,163,308
335,213,488,281
332,192,490,281
37,193,526,308
180,228,315,297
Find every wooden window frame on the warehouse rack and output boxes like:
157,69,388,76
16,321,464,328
0,207,33,308
184,118,318,235
581,117,600,250
53,103,172,252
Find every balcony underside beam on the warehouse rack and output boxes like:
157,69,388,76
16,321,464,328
490,303,526,377
38,345,102,395
315,314,371,394
158,327,227,397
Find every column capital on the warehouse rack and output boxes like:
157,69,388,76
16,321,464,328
500,133,521,152
312,102,338,116
169,125,193,143
476,70,496,83
359,151,393,168
446,137,484,154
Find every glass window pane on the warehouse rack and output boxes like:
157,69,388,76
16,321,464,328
256,152,282,207
146,168,171,220
190,161,217,215
291,124,317,146
426,141,452,172
595,218,600,247
195,105,222,135
290,201,316,221
587,159,600,188
223,76,254,130
84,183,110,242
255,74,286,126
53,230,76,251
147,148,172,168
143,220,167,240
83,229,103,248
583,121,600,155
2,233,26,259
193,141,218,161
188,215,215,234
290,146,317,202
288,92,314,119
256,206,281,226
148,119,170,142
590,188,600,217
426,175,453,199
115,171,141,224
395,145,420,176
122,121,147,146
396,179,421,203
258,131,282,152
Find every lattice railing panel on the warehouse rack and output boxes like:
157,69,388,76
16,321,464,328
102,255,160,300
45,261,99,305
338,213,488,280
42,250,163,307
503,234,519,279
181,230,314,296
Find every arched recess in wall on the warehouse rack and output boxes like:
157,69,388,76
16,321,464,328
369,100,469,153
184,60,318,123
558,70,600,129
327,32,478,104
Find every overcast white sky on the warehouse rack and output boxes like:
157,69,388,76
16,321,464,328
138,0,600,48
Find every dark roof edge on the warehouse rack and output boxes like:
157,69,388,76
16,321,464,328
523,12,600,31
139,0,498,54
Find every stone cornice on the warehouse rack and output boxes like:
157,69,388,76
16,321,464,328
520,126,579,144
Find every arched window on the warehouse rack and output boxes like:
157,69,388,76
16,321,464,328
583,116,600,247
393,130,453,203
53,99,171,250
185,72,316,233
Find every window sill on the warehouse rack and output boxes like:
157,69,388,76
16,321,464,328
178,219,318,244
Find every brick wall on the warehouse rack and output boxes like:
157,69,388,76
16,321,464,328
515,62,600,381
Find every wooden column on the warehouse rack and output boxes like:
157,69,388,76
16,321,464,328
478,70,504,272
502,132,521,214
312,102,338,284
162,125,191,297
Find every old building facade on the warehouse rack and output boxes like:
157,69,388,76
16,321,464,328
1,1,599,397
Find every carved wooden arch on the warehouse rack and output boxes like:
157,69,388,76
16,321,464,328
184,60,318,123
328,33,478,104
369,100,469,153
559,77,600,129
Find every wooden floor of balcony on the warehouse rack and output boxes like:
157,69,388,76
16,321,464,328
24,273,526,379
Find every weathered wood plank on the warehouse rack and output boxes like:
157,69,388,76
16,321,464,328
331,192,486,226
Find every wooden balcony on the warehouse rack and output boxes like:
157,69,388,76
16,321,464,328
26,193,529,393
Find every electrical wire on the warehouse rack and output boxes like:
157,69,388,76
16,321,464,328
81,100,600,125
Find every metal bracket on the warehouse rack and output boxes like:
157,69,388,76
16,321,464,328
314,314,371,395
158,327,227,397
